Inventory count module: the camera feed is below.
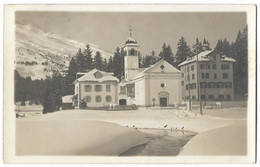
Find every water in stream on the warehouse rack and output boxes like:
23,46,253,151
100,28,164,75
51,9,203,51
120,129,196,156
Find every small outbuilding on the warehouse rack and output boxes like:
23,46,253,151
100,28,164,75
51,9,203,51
62,95,74,110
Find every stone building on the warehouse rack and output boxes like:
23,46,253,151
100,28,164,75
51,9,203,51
178,43,236,101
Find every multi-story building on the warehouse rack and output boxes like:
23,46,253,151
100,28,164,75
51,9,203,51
178,44,236,101
73,69,119,108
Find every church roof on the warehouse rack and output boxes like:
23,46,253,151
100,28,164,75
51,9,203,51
125,37,140,47
178,49,236,67
73,69,119,83
130,59,181,81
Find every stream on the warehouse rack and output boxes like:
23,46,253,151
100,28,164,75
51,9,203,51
120,129,196,156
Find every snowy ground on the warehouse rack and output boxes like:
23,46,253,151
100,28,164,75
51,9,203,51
16,105,247,156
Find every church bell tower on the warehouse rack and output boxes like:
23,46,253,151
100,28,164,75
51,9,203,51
123,25,140,81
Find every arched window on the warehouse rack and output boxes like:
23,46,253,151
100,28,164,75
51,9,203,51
106,96,112,102
130,48,136,55
95,96,101,102
85,96,91,102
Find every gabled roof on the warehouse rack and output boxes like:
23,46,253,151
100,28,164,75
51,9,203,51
131,59,181,81
178,49,236,67
73,69,119,84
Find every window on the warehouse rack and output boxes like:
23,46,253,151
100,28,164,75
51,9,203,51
94,71,103,78
216,82,224,88
85,96,91,102
201,73,209,79
208,95,214,99
223,73,228,79
190,83,196,89
187,75,190,81
214,73,217,79
212,64,217,69
191,65,194,71
200,64,210,69
225,82,232,88
130,48,136,55
201,95,206,99
181,81,184,86
218,95,225,100
226,95,231,100
192,74,195,80
181,73,184,77
95,96,102,102
186,85,189,90
161,83,166,88
106,85,111,92
205,73,209,79
213,56,216,60
84,85,92,92
200,82,207,88
106,96,112,102
208,82,215,88
192,95,196,99
95,85,102,92
221,64,229,69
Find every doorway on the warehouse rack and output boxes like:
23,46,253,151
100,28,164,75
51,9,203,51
160,97,167,107
119,99,127,105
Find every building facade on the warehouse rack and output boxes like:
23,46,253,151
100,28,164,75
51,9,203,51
178,46,236,101
73,69,119,108
118,31,182,107
73,28,182,108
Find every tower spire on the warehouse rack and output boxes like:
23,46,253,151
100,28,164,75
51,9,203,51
129,25,132,37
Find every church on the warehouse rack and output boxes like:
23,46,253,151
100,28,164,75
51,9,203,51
73,29,182,108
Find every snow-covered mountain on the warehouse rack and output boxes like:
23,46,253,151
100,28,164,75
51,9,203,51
15,24,114,80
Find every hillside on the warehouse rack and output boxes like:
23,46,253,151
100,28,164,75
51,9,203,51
15,24,114,80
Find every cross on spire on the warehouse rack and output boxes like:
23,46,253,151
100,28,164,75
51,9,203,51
129,25,132,37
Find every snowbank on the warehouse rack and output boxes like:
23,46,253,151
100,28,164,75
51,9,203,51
16,120,146,155
179,122,247,155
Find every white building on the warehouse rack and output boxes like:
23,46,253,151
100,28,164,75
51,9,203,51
178,43,236,101
73,29,182,108
73,69,119,108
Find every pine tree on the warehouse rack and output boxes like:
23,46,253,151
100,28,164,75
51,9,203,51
215,38,231,55
103,58,108,71
192,38,203,55
65,57,77,95
141,50,159,68
107,56,114,72
230,27,248,95
93,51,103,70
75,48,85,72
42,71,65,113
83,44,93,70
42,78,55,113
113,47,124,80
159,43,174,66
174,36,192,68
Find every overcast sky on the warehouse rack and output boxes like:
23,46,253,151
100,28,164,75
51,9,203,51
16,12,247,56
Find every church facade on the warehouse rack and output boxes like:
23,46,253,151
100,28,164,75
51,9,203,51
73,31,182,108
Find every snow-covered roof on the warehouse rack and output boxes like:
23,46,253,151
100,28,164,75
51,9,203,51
131,59,180,81
178,49,236,67
73,69,119,83
124,37,140,47
62,95,73,103
221,56,236,62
